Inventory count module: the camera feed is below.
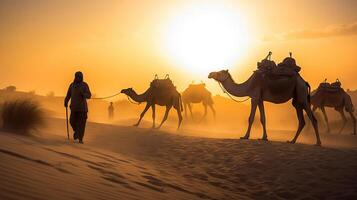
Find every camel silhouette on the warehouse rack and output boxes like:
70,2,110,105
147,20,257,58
208,68,321,145
311,80,356,135
121,87,183,129
182,83,216,120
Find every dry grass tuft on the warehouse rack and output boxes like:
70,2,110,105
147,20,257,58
0,99,45,134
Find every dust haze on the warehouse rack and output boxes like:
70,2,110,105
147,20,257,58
1,1,357,199
1,87,356,148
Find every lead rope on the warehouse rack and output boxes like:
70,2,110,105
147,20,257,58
90,92,122,100
218,82,250,103
90,91,140,105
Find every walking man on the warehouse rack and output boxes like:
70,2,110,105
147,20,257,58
108,102,114,120
64,71,91,144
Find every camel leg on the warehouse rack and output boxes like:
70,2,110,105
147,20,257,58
151,104,156,128
337,108,347,134
184,103,188,118
288,105,305,144
176,107,183,130
349,111,356,135
157,105,172,129
188,103,193,118
321,106,330,133
258,101,268,141
199,104,208,122
134,103,151,127
240,99,258,139
304,104,321,146
209,104,216,120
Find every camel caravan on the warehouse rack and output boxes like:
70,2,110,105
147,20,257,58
121,52,355,146
121,75,216,129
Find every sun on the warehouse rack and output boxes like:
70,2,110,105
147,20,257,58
163,4,251,75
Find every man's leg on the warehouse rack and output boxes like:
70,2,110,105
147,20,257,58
69,111,78,140
78,112,88,143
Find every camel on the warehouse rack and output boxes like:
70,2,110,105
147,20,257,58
311,82,356,135
208,58,321,145
120,87,183,129
181,83,216,119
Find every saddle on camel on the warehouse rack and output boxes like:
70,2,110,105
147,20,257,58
317,79,344,93
186,83,214,105
255,52,305,95
257,51,301,77
150,74,176,92
185,83,208,99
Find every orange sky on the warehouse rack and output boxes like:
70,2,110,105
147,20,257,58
0,0,356,98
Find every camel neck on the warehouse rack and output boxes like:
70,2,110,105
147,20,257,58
129,88,150,103
221,75,250,97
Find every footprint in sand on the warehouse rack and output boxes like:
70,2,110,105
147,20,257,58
43,148,113,168
86,152,120,164
0,148,71,174
87,164,137,191
141,175,215,200
87,150,132,164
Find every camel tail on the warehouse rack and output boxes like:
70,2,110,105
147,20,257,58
306,81,311,103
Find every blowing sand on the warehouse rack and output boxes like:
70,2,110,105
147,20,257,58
0,118,356,200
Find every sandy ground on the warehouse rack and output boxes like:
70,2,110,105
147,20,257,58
0,118,357,200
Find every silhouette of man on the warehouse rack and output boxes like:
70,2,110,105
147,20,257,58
108,102,114,120
64,71,91,144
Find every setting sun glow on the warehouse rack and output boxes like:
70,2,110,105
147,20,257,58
163,4,251,75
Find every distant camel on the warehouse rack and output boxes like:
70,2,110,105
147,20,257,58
311,82,356,135
121,87,183,129
182,83,216,119
208,68,321,145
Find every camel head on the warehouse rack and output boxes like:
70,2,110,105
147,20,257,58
121,88,134,95
208,70,230,82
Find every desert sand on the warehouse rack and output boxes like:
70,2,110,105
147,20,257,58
0,117,356,200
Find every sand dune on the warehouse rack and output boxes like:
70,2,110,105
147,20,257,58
0,118,357,200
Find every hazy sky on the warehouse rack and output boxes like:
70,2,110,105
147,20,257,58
0,0,356,98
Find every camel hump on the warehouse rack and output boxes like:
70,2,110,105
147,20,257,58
257,58,276,71
282,57,296,68
183,83,212,101
188,83,206,90
319,82,331,88
277,54,301,72
150,74,176,91
331,79,341,88
317,79,344,93
186,83,210,95
256,52,300,77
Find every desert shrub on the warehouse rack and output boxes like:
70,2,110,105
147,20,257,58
1,99,45,134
